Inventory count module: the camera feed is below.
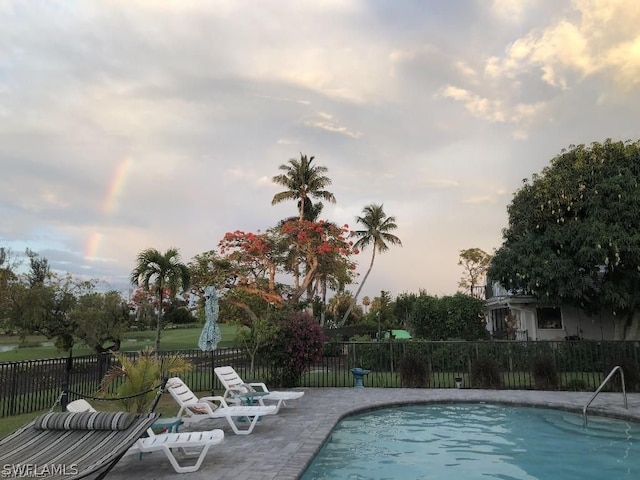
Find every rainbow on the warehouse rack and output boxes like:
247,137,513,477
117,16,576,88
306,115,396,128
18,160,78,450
103,156,133,216
84,156,133,259
84,231,102,259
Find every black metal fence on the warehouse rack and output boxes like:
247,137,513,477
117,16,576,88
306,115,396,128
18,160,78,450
1,340,638,418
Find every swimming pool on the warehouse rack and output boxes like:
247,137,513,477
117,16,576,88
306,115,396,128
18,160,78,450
301,403,640,479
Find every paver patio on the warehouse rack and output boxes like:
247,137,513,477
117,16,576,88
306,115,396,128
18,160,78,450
107,388,640,479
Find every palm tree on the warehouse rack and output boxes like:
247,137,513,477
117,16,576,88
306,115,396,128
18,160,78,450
340,204,402,326
272,154,336,289
271,154,336,221
130,247,191,353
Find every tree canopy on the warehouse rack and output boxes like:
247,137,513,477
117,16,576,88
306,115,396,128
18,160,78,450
488,139,640,339
2,248,130,353
410,292,488,341
458,248,492,296
206,220,356,323
271,154,336,221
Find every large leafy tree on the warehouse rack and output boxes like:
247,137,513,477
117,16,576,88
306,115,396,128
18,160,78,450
341,204,402,325
488,140,640,340
213,220,356,322
8,273,92,351
189,250,268,325
326,291,361,326
0,248,20,329
130,247,191,352
410,292,488,340
70,290,129,353
271,154,337,221
3,248,127,351
394,291,419,328
312,245,355,325
25,248,51,287
368,290,395,337
5,250,89,350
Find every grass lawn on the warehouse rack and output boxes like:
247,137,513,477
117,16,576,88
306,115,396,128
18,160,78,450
0,324,238,362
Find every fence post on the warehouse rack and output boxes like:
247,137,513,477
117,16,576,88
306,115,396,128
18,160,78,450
8,362,18,416
61,382,68,412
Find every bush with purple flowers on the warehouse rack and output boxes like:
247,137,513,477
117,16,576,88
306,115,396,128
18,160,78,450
261,312,326,387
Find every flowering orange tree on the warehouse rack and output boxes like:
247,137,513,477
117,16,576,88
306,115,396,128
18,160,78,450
209,219,357,322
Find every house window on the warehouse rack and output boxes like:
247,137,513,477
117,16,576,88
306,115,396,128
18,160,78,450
537,307,562,329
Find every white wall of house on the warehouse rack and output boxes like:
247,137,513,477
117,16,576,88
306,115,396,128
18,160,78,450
509,307,535,340
561,305,616,340
483,302,617,340
484,282,620,341
534,325,566,341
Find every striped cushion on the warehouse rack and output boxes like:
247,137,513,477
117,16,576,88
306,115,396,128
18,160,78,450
34,412,137,431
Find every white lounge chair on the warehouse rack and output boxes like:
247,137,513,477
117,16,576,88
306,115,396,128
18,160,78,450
166,377,278,435
214,366,304,412
126,429,224,473
66,399,224,473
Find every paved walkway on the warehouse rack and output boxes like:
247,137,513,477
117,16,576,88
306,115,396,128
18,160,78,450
107,388,640,480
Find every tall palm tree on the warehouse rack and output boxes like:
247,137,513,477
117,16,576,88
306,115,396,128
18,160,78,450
272,154,336,289
271,154,336,221
340,204,402,326
130,247,191,353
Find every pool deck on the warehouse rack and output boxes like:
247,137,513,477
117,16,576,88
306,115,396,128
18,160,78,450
108,388,640,480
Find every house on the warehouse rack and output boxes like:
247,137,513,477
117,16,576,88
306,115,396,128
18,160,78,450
483,282,617,341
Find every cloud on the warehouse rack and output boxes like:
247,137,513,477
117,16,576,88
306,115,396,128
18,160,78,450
302,112,362,138
1,0,639,302
421,179,461,189
486,0,640,91
438,0,640,140
489,0,532,23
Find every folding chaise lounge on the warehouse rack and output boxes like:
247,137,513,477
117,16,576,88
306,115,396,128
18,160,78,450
126,429,224,473
214,365,304,412
66,399,225,474
166,377,278,435
0,411,158,480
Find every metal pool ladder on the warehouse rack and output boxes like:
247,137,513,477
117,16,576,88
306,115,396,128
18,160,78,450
583,365,627,427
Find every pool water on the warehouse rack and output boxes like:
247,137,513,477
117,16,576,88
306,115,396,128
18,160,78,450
301,404,640,479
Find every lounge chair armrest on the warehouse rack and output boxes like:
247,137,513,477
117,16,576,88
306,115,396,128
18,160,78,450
177,400,218,416
248,382,269,392
199,396,229,408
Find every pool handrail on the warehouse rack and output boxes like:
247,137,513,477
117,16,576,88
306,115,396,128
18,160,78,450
583,365,627,427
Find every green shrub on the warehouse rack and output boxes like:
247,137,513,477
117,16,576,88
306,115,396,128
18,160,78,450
532,356,559,390
261,312,326,388
353,341,396,371
398,354,430,388
470,357,502,389
565,378,589,391
323,341,343,357
100,347,193,412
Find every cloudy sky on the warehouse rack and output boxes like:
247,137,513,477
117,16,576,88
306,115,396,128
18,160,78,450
2,0,639,302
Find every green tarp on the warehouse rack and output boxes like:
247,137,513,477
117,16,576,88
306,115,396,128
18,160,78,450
384,329,412,339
